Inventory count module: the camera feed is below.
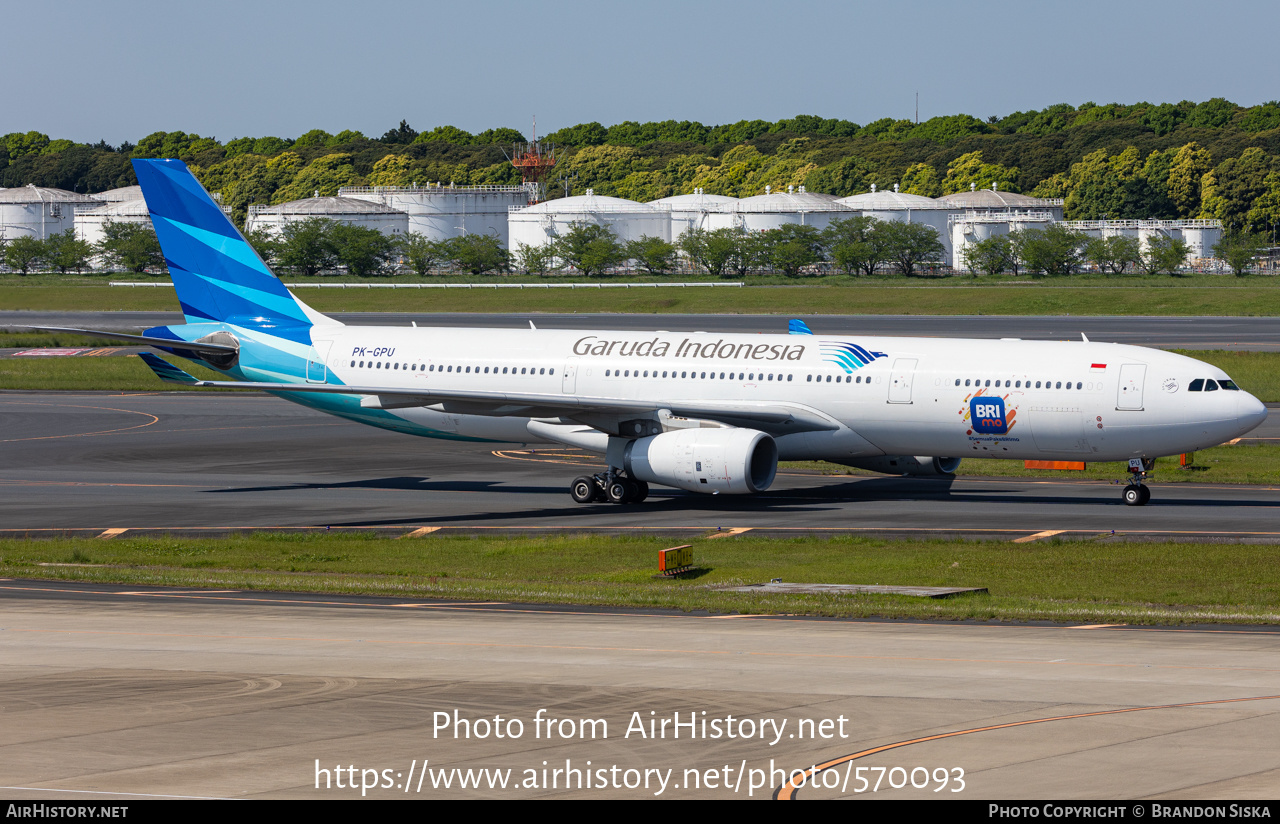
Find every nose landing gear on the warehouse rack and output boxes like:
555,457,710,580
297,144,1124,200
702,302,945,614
1122,457,1154,506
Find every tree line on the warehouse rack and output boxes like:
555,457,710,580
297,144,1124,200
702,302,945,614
1,223,162,275
5,98,1280,234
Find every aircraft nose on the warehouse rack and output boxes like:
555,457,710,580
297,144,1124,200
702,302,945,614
1237,393,1268,435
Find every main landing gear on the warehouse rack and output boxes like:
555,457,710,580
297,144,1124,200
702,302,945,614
1122,457,1154,506
570,471,649,504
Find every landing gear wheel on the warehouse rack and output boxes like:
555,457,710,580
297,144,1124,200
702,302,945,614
632,481,649,503
607,480,631,504
571,476,599,504
1123,484,1150,506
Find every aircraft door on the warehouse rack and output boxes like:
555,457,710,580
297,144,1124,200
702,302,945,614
887,358,918,403
562,358,578,393
307,340,333,383
1117,363,1146,410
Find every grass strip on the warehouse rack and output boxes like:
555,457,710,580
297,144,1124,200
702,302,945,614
784,442,1280,485
4,534,1279,625
7,282,1280,315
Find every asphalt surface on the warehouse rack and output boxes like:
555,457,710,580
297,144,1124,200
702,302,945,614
1,392,1277,540
3,578,1279,799
4,311,1279,350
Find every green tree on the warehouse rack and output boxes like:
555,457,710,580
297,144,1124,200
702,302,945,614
1199,147,1276,230
329,224,398,278
513,242,558,276
552,222,625,277
1017,224,1088,276
1138,234,1190,276
398,232,447,276
730,230,773,277
42,229,94,273
821,215,888,276
765,224,825,277
1166,142,1214,217
442,233,509,276
414,126,475,145
942,151,1020,195
624,235,677,275
278,217,339,277
1086,235,1142,275
676,228,736,278
272,153,360,202
97,221,165,273
878,220,945,276
1212,230,1266,276
900,163,942,197
960,234,1015,277
3,235,45,274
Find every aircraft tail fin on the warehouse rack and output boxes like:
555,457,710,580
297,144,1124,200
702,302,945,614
131,159,333,344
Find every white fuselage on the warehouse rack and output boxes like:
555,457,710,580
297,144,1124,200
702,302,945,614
297,326,1265,464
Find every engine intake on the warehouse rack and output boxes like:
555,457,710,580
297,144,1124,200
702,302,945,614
622,428,777,494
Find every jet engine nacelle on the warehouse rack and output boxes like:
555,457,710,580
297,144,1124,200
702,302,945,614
844,455,961,476
621,428,778,494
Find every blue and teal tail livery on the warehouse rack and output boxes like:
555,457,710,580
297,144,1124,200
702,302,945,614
788,319,814,335
138,352,200,385
131,159,328,344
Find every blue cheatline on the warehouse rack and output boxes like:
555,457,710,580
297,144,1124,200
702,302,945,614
131,159,317,344
788,319,814,335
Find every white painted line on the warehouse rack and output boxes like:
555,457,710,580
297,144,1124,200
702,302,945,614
707,527,753,539
97,527,128,539
1012,530,1066,544
401,526,442,538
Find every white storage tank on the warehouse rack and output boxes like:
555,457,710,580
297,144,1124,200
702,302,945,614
650,189,737,242
838,186,953,263
91,185,144,203
508,189,670,251
949,211,1054,272
705,186,853,233
340,184,529,246
936,186,1064,220
0,185,101,241
74,198,154,249
245,196,409,238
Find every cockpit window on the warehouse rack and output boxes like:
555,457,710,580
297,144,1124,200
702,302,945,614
1204,379,1219,391
1220,379,1240,390
1189,379,1204,392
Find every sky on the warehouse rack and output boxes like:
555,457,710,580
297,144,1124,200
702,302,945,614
8,0,1279,145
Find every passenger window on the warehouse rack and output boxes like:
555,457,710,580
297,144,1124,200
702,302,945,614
787,374,792,381
807,375,812,382
1205,379,1219,391
965,379,971,387
1076,382,1082,389
1035,381,1041,388
825,375,831,383
1055,381,1061,389
1189,379,1203,391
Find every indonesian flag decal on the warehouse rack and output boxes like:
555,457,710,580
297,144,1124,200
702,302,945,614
1090,363,1107,371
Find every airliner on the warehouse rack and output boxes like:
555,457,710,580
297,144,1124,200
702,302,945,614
41,160,1267,507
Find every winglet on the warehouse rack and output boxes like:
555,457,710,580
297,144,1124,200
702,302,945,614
139,352,200,385
788,319,814,335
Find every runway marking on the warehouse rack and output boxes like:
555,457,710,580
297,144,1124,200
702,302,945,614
1070,624,1125,629
401,526,442,538
492,449,604,468
1012,530,1065,543
96,528,128,539
707,527,753,539
0,403,159,443
774,692,1280,800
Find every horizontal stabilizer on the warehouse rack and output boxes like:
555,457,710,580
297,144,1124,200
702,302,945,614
27,326,238,354
138,352,200,385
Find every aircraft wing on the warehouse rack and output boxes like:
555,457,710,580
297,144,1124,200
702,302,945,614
138,353,837,435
